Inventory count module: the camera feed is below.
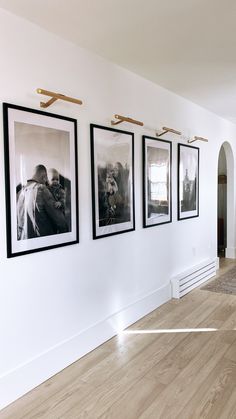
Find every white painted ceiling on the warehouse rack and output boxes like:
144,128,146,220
1,0,236,121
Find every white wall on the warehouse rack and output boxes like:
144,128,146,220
0,8,236,409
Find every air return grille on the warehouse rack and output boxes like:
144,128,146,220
171,258,217,298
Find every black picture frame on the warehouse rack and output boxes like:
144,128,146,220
143,135,172,228
178,143,199,220
3,103,79,257
90,124,135,239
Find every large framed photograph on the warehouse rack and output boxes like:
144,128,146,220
90,124,135,239
178,143,199,220
143,136,172,227
3,103,79,257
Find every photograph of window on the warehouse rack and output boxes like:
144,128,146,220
143,136,172,227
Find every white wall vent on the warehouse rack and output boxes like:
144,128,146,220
171,258,218,299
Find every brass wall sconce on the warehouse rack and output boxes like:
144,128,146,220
37,88,83,108
156,127,182,137
111,114,144,126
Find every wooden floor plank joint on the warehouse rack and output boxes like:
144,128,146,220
2,258,236,419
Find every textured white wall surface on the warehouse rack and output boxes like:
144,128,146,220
0,8,236,409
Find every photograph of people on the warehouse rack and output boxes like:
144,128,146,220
17,164,69,240
3,103,78,257
91,125,134,239
15,121,72,241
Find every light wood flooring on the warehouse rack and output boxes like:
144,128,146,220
2,258,236,419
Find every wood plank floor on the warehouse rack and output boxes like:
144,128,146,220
2,258,236,419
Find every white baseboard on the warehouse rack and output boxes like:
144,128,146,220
226,247,236,259
0,282,171,410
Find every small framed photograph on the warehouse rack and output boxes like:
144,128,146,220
178,143,199,220
143,136,172,227
3,103,79,257
90,124,135,239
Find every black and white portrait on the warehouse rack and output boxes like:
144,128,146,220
143,136,172,227
178,144,199,220
91,124,135,239
3,103,78,257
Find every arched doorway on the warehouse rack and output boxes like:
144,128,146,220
217,142,235,258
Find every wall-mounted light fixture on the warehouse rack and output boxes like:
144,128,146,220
111,114,144,126
156,126,182,137
37,88,83,108
188,136,208,144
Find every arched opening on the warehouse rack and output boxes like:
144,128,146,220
217,142,235,259
218,146,227,257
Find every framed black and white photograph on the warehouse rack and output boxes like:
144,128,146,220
178,143,199,220
3,103,79,257
90,124,135,239
143,135,172,227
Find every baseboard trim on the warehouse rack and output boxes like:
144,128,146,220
0,282,171,410
225,247,236,259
